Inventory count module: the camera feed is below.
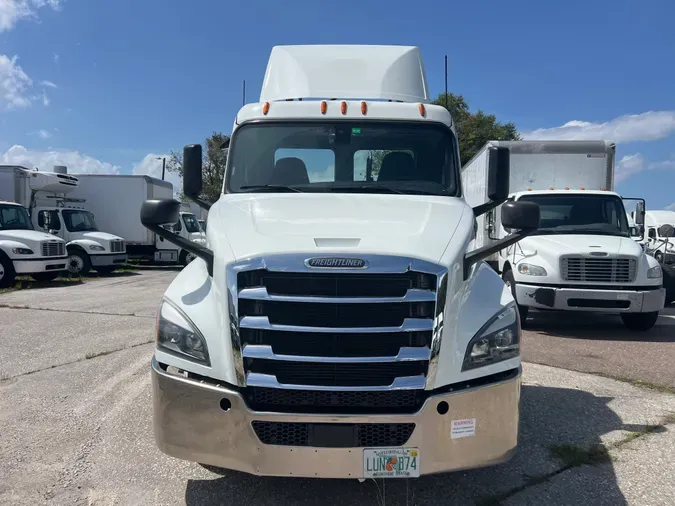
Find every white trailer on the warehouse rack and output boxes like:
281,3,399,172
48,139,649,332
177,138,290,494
462,140,665,330
141,44,543,479
0,165,127,276
73,174,205,266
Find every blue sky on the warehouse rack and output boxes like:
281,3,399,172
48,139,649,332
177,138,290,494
1,0,674,208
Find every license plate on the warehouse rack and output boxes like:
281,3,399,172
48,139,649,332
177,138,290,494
363,448,420,478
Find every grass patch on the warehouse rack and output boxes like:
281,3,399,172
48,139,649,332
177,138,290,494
594,372,675,395
85,349,117,360
0,265,140,294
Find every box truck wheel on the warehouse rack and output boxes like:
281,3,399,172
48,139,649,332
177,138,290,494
0,254,16,288
67,248,91,276
31,272,60,282
502,269,529,324
620,312,659,331
179,249,195,267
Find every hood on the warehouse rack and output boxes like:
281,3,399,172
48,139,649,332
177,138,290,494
519,234,643,257
77,231,123,242
188,231,206,243
0,229,64,243
211,193,469,263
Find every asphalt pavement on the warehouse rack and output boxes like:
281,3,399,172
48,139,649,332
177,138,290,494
1,270,674,505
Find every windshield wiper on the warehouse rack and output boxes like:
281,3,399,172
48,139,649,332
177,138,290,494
327,184,408,194
239,185,303,193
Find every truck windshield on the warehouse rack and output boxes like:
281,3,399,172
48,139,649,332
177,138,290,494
226,121,459,196
182,213,201,233
62,210,98,232
518,194,630,237
0,204,33,231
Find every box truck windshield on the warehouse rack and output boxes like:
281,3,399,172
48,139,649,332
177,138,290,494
227,122,459,196
181,213,201,234
518,194,630,238
61,210,98,232
0,205,33,231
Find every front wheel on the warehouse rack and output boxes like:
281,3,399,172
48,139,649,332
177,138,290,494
0,255,16,288
502,269,529,324
179,250,196,267
30,272,60,282
620,312,659,331
67,249,91,276
655,251,664,264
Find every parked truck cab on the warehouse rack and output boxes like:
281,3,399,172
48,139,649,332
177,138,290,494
140,45,541,479
0,201,68,287
644,210,675,265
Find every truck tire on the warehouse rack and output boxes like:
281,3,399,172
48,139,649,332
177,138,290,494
620,312,659,331
502,269,529,324
662,264,675,304
179,250,195,267
0,254,16,288
67,249,91,277
31,272,60,282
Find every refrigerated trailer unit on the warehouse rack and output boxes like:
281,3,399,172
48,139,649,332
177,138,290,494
140,44,543,479
462,140,665,330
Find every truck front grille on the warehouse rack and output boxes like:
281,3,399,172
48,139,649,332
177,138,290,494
251,421,415,447
230,255,446,415
561,256,636,283
110,240,125,253
41,241,65,257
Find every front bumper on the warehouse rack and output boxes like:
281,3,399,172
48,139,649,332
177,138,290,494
151,357,521,478
516,283,665,313
90,253,128,267
13,256,68,274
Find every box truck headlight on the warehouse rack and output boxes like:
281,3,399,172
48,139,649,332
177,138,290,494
89,245,105,251
156,299,210,365
462,305,520,371
12,248,34,255
647,265,662,279
517,263,547,276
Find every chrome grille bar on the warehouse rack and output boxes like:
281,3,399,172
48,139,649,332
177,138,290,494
242,344,431,363
246,373,427,391
561,256,637,283
239,316,434,333
238,286,436,304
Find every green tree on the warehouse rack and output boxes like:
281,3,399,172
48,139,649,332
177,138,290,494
166,131,230,202
432,93,520,166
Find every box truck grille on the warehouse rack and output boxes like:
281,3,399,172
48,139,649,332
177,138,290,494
41,241,65,257
561,257,636,283
251,421,415,447
110,240,125,253
231,256,445,414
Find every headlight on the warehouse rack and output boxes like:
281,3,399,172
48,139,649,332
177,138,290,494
89,245,105,251
12,248,34,255
517,263,547,276
462,305,520,371
667,243,674,250
647,265,662,279
156,299,210,365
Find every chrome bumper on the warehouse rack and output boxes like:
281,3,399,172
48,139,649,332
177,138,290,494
151,357,521,478
13,257,68,274
516,283,665,313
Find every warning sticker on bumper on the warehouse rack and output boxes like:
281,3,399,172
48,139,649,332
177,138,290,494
451,418,476,439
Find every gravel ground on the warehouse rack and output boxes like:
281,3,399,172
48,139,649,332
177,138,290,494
1,270,674,505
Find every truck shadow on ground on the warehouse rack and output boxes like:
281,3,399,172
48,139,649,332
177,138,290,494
183,384,652,505
524,310,675,344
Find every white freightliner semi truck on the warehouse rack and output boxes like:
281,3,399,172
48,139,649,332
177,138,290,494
462,140,665,331
0,165,126,278
140,45,541,479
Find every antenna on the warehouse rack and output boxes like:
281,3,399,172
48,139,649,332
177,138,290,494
444,55,448,109
242,80,246,106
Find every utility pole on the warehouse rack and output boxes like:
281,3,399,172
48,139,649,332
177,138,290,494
156,157,166,180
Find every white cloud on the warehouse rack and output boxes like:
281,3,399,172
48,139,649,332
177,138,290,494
0,0,61,33
41,89,49,106
666,203,675,211
40,80,57,88
616,153,675,182
132,153,181,195
1,145,120,174
27,128,52,139
52,52,59,64
309,165,335,182
0,54,32,109
522,111,675,143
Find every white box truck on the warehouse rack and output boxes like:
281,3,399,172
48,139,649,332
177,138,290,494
0,165,126,278
139,45,543,479
462,140,665,330
643,210,675,265
73,174,205,266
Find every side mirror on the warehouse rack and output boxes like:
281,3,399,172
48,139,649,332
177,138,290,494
634,201,645,225
659,224,675,238
487,146,510,202
183,144,203,200
140,199,181,227
501,200,540,232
